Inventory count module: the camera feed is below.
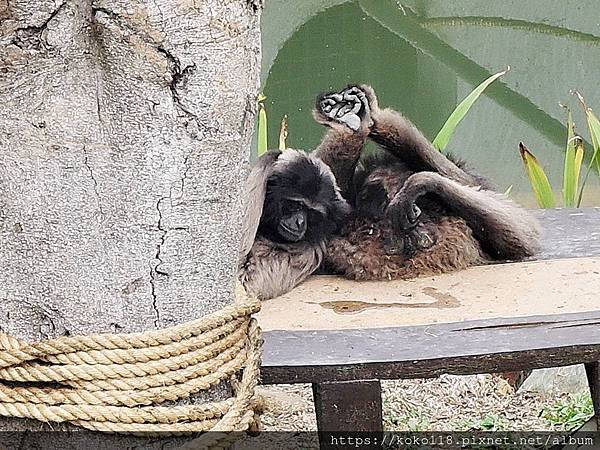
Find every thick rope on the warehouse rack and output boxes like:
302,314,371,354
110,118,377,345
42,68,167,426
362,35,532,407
0,284,263,440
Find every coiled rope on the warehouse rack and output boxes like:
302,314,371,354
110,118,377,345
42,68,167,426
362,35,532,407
0,284,262,440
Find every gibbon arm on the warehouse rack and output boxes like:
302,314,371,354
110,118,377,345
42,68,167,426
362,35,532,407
313,86,372,200
313,129,368,200
361,85,479,187
387,172,542,260
239,240,324,300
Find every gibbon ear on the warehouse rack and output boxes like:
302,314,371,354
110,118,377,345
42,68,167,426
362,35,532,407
239,150,282,260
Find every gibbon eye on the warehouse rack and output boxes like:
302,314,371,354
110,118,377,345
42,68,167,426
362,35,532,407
283,200,303,214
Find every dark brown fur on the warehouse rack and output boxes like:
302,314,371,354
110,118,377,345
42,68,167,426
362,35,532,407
239,85,541,299
326,215,485,281
313,85,541,281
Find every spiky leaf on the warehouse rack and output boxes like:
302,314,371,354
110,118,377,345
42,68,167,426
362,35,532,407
573,91,600,206
585,105,600,174
433,67,510,151
257,98,268,156
563,108,584,207
519,142,556,208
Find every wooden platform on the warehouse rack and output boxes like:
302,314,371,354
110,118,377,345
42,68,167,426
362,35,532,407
259,208,600,332
257,257,600,331
258,208,600,330
261,309,600,384
258,208,600,438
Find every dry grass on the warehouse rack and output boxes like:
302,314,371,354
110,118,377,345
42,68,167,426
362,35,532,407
258,374,592,432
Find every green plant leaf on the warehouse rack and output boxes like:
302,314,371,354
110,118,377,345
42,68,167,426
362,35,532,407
278,114,288,150
573,139,585,207
433,67,510,151
543,393,593,431
562,108,584,207
573,91,600,206
519,142,556,208
589,115,600,174
257,96,268,156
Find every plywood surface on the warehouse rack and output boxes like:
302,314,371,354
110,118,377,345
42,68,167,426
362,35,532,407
534,208,600,260
257,257,600,331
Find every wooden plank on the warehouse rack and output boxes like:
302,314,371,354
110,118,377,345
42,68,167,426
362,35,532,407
261,310,600,384
585,362,600,430
312,380,382,449
258,257,600,331
260,209,600,382
534,208,600,260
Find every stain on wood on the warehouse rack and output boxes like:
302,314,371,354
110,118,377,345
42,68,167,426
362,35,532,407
314,287,459,315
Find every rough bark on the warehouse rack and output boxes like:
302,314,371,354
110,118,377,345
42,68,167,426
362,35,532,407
0,0,261,447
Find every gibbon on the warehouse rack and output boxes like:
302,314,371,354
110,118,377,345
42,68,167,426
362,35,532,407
314,85,541,280
238,85,541,298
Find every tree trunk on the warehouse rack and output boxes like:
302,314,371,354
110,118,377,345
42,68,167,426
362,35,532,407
0,0,261,448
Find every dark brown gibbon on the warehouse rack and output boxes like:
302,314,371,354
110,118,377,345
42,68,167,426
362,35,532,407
313,84,542,281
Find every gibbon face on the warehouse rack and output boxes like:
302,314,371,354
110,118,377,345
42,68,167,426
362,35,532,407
258,150,350,244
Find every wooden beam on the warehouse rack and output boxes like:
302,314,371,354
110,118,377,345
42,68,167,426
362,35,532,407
262,310,600,384
533,208,600,260
312,380,382,449
585,361,600,430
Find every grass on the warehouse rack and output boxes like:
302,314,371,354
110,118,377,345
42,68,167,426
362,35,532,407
256,94,287,156
453,414,510,431
433,67,509,152
257,94,268,155
519,142,556,208
385,393,594,433
385,406,431,432
542,393,594,431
